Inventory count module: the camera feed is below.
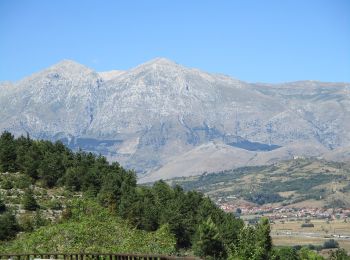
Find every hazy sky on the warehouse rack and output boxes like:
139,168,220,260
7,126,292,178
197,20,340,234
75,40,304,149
0,0,349,83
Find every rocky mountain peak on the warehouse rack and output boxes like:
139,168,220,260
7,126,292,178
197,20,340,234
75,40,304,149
14,59,99,92
143,57,180,66
1,59,349,182
130,57,185,75
50,59,90,70
44,59,96,77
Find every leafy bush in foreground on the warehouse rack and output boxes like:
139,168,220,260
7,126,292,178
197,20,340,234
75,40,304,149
0,199,176,254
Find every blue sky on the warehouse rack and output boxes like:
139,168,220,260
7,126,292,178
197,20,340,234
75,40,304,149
0,0,349,83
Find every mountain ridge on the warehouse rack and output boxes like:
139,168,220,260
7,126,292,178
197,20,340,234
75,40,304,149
1,58,349,181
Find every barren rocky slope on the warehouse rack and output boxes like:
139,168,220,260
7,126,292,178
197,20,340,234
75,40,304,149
1,58,349,181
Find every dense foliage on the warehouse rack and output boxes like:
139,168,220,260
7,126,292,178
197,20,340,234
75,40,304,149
0,132,244,255
0,131,343,259
0,199,176,254
229,218,272,260
245,192,284,205
271,247,325,260
0,211,20,240
329,249,350,260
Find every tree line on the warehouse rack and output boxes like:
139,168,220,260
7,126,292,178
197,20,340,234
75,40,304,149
0,131,348,259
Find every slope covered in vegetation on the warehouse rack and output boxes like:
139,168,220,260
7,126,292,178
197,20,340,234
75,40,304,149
0,131,346,259
0,131,243,257
0,199,175,254
166,159,350,208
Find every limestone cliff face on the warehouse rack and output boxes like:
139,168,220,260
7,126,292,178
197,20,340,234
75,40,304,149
1,58,349,180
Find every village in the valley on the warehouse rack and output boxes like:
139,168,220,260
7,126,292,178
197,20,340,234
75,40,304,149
218,200,350,252
219,202,350,221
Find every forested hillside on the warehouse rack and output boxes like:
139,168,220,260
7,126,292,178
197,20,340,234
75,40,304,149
0,131,347,259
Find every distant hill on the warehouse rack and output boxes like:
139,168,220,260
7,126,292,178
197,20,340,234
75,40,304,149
165,159,350,208
1,58,350,181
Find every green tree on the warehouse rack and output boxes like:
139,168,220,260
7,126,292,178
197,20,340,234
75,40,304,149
229,218,272,260
218,213,244,249
133,187,159,231
32,210,49,228
15,134,31,172
323,239,339,249
98,166,136,210
2,178,13,190
194,217,226,259
18,215,34,232
299,247,324,260
38,151,65,187
22,144,41,179
230,225,262,260
0,131,17,172
163,188,199,249
22,189,39,211
0,211,20,240
329,248,350,260
271,247,300,260
64,166,84,191
256,217,273,259
0,195,6,213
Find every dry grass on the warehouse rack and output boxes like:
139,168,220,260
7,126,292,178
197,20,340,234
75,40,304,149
272,219,350,234
272,236,350,252
271,219,350,252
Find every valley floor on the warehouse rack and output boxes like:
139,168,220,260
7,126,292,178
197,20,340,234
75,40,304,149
271,219,350,256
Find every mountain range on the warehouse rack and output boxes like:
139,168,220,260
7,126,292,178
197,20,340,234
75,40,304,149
1,58,349,182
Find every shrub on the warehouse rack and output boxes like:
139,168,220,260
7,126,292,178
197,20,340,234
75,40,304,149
0,196,6,213
301,223,314,228
13,175,32,189
245,192,284,205
1,179,13,190
323,239,339,249
272,247,299,260
0,199,176,254
32,210,49,228
0,212,20,240
299,247,324,260
18,215,34,232
61,207,72,221
46,199,62,210
22,189,39,211
329,248,350,260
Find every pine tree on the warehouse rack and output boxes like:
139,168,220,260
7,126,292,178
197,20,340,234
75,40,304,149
256,217,273,259
0,131,17,172
194,217,226,259
22,144,41,179
0,195,6,213
38,152,65,187
22,189,39,211
15,134,31,172
0,212,20,240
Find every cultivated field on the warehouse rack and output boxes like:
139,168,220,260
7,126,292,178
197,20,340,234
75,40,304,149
271,219,350,252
